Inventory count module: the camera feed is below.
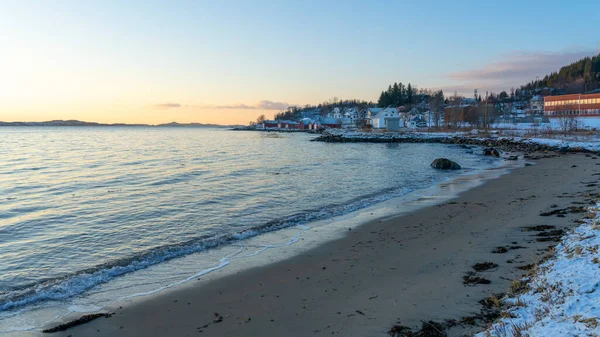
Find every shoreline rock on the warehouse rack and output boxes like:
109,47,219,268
431,158,461,170
311,131,598,154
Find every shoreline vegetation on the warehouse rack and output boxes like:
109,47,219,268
40,135,600,337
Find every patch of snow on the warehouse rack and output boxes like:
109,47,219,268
476,204,600,337
548,117,600,130
493,123,550,130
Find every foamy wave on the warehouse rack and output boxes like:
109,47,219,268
0,183,428,312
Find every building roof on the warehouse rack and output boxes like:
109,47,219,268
544,92,600,101
369,108,398,118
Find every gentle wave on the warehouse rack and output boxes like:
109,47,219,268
0,183,421,312
0,128,496,328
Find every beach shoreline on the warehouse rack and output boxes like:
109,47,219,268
0,135,504,336
33,152,600,337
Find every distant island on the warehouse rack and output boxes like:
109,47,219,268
0,120,242,128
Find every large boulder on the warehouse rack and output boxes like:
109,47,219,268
431,158,461,170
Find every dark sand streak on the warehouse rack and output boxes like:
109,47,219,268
45,153,600,337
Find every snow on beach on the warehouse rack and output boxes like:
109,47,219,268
319,129,600,336
476,205,600,337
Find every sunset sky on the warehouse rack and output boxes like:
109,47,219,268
1,0,598,125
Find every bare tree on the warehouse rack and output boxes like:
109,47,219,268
556,115,580,136
320,106,331,118
256,114,266,125
445,92,463,128
429,90,444,128
354,105,368,129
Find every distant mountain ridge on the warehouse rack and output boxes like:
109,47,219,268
0,120,240,128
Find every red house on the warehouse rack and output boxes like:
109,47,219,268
263,120,278,128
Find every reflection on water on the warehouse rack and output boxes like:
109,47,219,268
0,127,498,331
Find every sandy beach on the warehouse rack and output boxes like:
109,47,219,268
47,153,600,337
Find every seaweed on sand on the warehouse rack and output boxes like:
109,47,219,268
42,313,113,333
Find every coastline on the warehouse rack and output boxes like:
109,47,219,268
313,130,600,153
0,134,500,335
39,152,600,337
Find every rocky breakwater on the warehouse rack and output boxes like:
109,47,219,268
312,130,599,154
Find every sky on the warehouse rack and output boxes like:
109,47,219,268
0,0,598,125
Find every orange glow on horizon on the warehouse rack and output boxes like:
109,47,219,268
0,106,277,125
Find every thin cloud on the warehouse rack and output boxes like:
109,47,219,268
155,100,292,110
211,100,290,110
255,100,290,110
154,103,183,109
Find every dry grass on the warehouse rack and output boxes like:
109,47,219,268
489,295,503,308
510,323,530,337
490,321,532,337
579,317,600,329
567,245,585,259
540,291,552,303
534,307,550,321
509,280,530,296
500,311,516,319
480,294,504,309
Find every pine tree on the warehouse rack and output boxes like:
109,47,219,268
398,83,405,105
392,83,400,106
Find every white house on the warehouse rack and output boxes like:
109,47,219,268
366,108,382,127
407,115,427,129
530,95,544,114
330,107,344,119
342,107,358,126
367,107,399,129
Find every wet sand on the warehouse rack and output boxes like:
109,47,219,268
50,153,600,337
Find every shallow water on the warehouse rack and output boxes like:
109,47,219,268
0,127,498,332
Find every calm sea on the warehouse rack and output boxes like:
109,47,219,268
0,127,498,333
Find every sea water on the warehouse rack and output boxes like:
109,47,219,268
0,127,499,333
